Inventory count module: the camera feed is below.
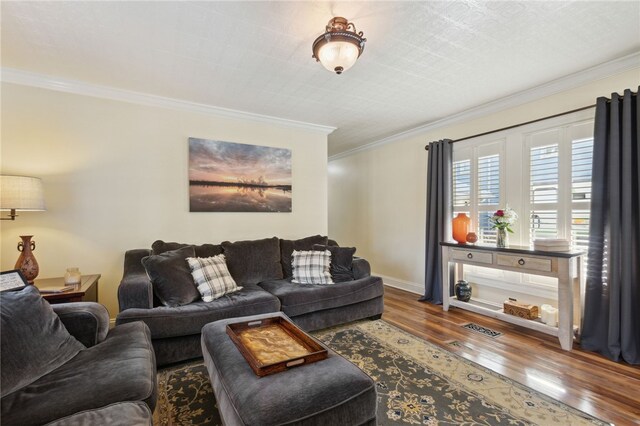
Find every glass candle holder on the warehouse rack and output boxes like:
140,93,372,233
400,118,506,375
64,267,82,285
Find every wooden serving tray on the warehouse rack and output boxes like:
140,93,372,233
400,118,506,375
226,316,328,377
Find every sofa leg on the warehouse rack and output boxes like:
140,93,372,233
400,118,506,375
368,314,382,321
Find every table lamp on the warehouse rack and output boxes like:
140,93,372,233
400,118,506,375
1,175,46,283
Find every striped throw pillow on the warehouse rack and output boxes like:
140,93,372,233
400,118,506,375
186,254,241,302
291,250,334,285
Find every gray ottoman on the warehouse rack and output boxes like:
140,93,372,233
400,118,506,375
201,312,377,426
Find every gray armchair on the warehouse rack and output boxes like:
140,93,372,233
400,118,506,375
52,302,110,347
0,287,156,425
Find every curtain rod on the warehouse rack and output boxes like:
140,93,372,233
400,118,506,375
424,104,595,151
425,90,637,151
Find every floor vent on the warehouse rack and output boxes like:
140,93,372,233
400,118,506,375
462,323,502,338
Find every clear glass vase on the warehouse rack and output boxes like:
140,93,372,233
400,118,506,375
64,267,82,285
496,228,508,248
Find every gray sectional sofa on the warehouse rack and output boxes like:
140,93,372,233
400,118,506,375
116,235,384,367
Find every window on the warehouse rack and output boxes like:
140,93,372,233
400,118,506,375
450,115,594,249
452,143,502,244
571,138,594,255
524,128,594,256
477,154,500,243
452,159,471,209
529,143,559,240
450,110,594,296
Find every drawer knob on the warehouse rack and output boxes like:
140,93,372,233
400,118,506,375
467,253,473,259
518,258,525,266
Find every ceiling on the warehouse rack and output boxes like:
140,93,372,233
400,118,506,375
2,1,639,156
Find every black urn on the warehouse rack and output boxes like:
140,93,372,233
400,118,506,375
454,279,472,302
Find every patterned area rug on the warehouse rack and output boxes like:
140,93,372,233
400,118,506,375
154,320,607,425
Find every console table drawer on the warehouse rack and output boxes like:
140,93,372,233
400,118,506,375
496,254,552,272
451,249,493,264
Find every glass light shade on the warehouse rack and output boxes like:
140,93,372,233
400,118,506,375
312,17,366,74
317,41,359,73
452,213,471,244
0,175,45,211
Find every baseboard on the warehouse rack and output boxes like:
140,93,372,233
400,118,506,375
375,273,423,295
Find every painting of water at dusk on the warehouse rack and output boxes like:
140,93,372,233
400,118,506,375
189,138,292,212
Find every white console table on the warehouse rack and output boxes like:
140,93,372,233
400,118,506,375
440,242,584,351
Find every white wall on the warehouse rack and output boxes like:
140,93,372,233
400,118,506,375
328,68,640,295
1,83,329,318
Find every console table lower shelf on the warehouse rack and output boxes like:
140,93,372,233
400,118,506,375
449,298,579,338
441,242,584,351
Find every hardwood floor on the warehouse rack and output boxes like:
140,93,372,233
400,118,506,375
382,286,640,425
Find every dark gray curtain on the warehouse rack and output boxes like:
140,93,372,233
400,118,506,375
581,88,639,365
420,139,452,304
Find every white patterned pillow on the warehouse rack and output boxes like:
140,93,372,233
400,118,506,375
186,254,242,302
291,250,334,285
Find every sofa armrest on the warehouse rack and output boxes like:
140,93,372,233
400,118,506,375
52,302,110,347
118,249,154,311
352,257,371,280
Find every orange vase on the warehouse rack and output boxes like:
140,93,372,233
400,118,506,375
452,213,471,244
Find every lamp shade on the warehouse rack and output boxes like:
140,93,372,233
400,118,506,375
0,176,45,211
316,41,360,74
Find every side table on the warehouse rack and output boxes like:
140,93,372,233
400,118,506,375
35,274,100,304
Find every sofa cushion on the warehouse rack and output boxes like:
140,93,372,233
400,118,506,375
142,246,200,307
221,237,282,285
151,240,223,258
258,276,384,317
0,285,85,398
313,244,356,282
1,322,156,426
280,235,328,278
115,284,280,339
291,250,333,284
44,401,152,426
187,254,241,302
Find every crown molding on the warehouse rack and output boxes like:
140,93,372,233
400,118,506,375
1,68,337,135
329,51,640,161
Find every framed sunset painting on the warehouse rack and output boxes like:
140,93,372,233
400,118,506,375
188,138,292,212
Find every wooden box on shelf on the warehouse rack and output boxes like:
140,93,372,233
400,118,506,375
503,298,539,320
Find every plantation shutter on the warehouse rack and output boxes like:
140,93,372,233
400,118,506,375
477,154,500,243
571,138,594,263
452,159,471,210
530,144,559,240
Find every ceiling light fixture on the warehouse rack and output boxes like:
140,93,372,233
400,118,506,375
312,17,366,75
